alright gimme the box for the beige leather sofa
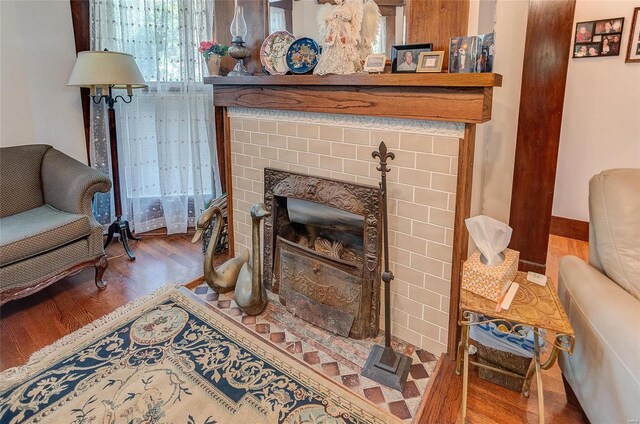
[0,145,112,304]
[558,168,640,423]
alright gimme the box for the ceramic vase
[207,54,222,77]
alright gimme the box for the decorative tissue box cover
[462,248,519,301]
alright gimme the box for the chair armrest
[41,148,112,216]
[558,256,640,379]
[558,256,640,422]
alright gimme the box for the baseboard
[550,216,589,241]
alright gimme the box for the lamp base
[227,59,252,77]
[104,216,140,260]
[361,344,412,392]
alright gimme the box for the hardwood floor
[0,233,589,424]
[0,234,219,371]
[421,234,590,423]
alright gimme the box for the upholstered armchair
[558,168,640,423]
[0,145,112,304]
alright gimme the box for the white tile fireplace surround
[229,107,463,355]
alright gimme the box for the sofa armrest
[558,255,640,423]
[41,148,112,216]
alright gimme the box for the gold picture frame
[416,51,444,73]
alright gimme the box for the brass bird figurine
[234,203,271,315]
[192,205,248,293]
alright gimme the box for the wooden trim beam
[69,0,91,164]
[508,0,576,273]
[550,216,589,241]
[212,86,493,123]
[448,123,475,359]
[214,106,235,257]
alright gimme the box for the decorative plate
[260,31,296,75]
[286,38,320,74]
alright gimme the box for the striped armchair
[0,145,112,304]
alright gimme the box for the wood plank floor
[0,234,589,424]
[0,234,217,371]
[421,234,590,423]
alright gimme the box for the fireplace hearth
[263,168,382,339]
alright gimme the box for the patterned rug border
[179,290,403,424]
[0,283,180,389]
[186,291,408,423]
[0,285,403,424]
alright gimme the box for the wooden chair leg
[94,255,108,289]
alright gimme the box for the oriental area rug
[0,286,402,424]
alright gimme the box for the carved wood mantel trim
[205,74,501,357]
[207,74,500,124]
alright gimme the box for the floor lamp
[68,51,147,260]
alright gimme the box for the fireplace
[263,168,382,339]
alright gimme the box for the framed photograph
[416,51,444,73]
[449,32,494,73]
[391,43,433,73]
[573,17,624,58]
[594,18,624,34]
[449,36,476,73]
[575,22,594,43]
[363,53,386,73]
[626,7,640,63]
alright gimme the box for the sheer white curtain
[90,0,221,234]
[269,6,286,32]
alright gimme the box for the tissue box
[462,248,519,301]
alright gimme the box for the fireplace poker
[361,141,412,392]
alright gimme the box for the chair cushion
[589,169,640,300]
[0,205,92,266]
[0,145,51,217]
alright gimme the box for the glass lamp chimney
[230,6,247,43]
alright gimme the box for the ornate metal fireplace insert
[263,168,382,339]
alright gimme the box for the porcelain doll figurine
[314,0,380,75]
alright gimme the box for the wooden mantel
[205,73,502,124]
[204,73,502,358]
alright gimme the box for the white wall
[553,0,640,222]
[469,0,529,224]
[0,0,87,163]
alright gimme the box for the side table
[456,272,575,423]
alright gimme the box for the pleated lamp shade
[68,51,147,90]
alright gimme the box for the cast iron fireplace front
[263,168,382,339]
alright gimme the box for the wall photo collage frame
[573,17,625,58]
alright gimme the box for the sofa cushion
[0,145,51,218]
[0,205,92,266]
[589,169,640,300]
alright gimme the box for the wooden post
[214,106,235,256]
[508,0,576,273]
[448,123,476,358]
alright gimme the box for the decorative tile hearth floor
[193,283,439,422]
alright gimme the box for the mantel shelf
[204,73,502,88]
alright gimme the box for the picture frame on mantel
[416,51,444,73]
[626,7,640,63]
[391,43,433,73]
